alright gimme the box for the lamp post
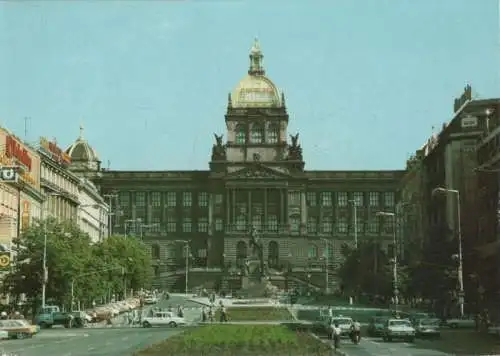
[41,192,61,309]
[174,240,190,295]
[71,265,125,311]
[376,211,398,310]
[432,187,465,318]
[320,238,329,293]
[348,200,358,248]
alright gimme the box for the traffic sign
[0,253,11,268]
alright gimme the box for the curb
[309,333,348,356]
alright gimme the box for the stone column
[226,190,230,225]
[263,188,268,230]
[208,193,213,236]
[248,190,252,227]
[301,191,307,234]
[232,189,236,225]
[280,189,286,226]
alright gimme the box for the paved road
[0,295,204,356]
[0,328,184,356]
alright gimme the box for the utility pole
[103,193,118,236]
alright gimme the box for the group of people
[0,311,24,320]
[201,301,227,323]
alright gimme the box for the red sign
[5,136,32,171]
[40,137,71,165]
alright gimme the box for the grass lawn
[214,306,293,321]
[417,329,500,355]
[134,324,332,356]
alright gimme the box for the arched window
[268,124,279,143]
[151,243,160,260]
[235,125,246,144]
[250,124,264,143]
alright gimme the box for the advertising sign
[39,137,71,165]
[21,200,30,231]
[0,131,39,188]
[0,166,17,182]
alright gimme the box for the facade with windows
[78,40,403,286]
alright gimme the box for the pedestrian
[201,307,207,322]
[208,306,214,323]
[220,304,227,323]
[177,305,184,318]
[328,306,333,318]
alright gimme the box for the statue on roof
[287,133,303,161]
[211,133,226,161]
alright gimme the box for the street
[0,295,202,356]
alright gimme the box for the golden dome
[231,39,282,108]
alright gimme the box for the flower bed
[134,325,331,356]
[215,306,293,321]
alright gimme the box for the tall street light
[174,240,190,295]
[432,187,465,318]
[348,200,358,248]
[320,238,329,294]
[375,211,398,310]
[41,192,61,309]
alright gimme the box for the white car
[331,316,354,337]
[445,317,475,328]
[142,311,186,328]
[144,296,158,305]
[382,318,415,342]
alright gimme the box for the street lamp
[375,211,398,310]
[174,240,190,295]
[348,200,358,248]
[320,238,330,294]
[41,192,61,309]
[432,187,465,318]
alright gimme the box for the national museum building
[84,40,403,286]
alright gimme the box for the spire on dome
[248,37,265,76]
[79,124,84,140]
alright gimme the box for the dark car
[415,318,441,339]
[368,316,387,337]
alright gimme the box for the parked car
[382,318,415,342]
[414,318,441,339]
[444,317,475,328]
[0,320,38,339]
[142,311,186,328]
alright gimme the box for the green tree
[4,218,92,312]
[90,235,153,299]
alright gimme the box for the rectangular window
[320,192,332,207]
[384,192,395,207]
[369,192,379,207]
[290,216,300,232]
[355,216,364,233]
[267,215,278,231]
[215,218,223,231]
[198,217,209,232]
[166,216,176,232]
[119,192,130,207]
[306,192,317,207]
[288,191,300,205]
[198,192,208,207]
[151,216,161,232]
[182,217,192,232]
[353,192,364,207]
[166,192,176,207]
[383,218,393,234]
[135,192,146,207]
[151,192,161,207]
[307,216,317,233]
[183,192,192,207]
[215,194,223,205]
[252,214,262,230]
[337,216,348,233]
[368,217,379,233]
[321,216,333,233]
[337,192,348,207]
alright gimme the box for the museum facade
[70,40,404,288]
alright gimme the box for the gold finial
[79,124,84,139]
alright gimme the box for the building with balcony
[475,99,500,310]
[68,40,404,288]
[38,137,80,221]
[0,127,43,251]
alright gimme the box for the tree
[90,235,153,298]
[338,241,408,299]
[4,217,92,312]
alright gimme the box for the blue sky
[0,0,498,171]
